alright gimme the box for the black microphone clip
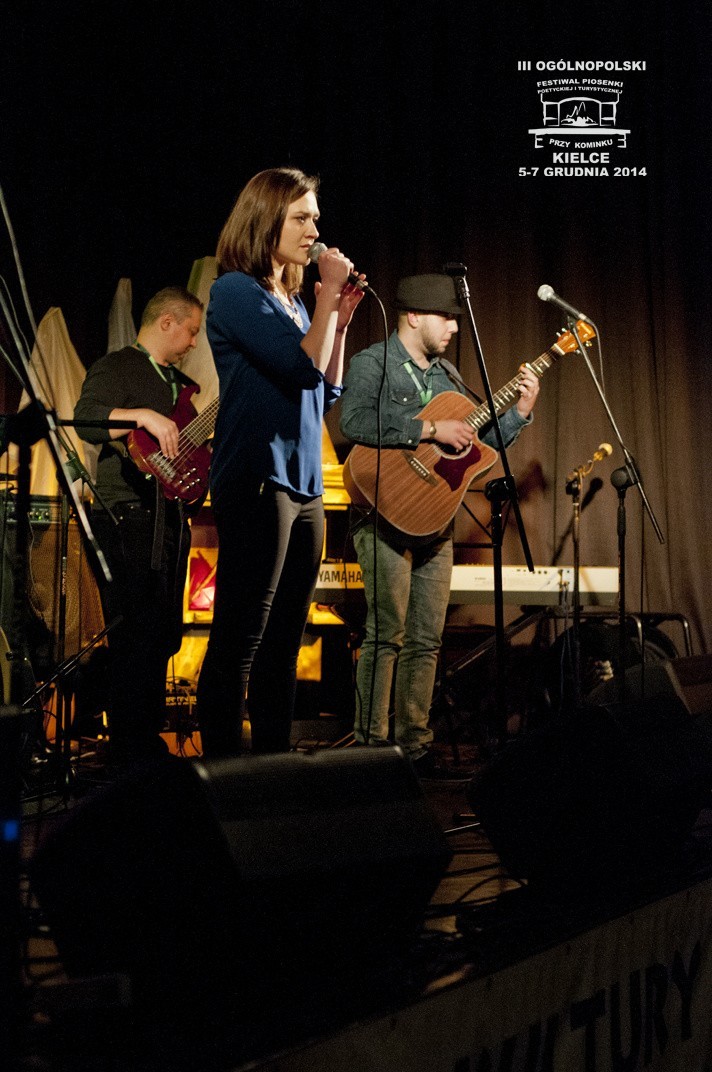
[441,262,468,278]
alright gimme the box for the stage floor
[16,743,712,1072]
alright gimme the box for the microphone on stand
[64,449,93,484]
[592,442,614,463]
[566,442,613,482]
[537,284,591,323]
[307,242,369,290]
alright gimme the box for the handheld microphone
[308,242,368,290]
[537,284,591,323]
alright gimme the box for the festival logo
[516,60,647,178]
[529,81,629,148]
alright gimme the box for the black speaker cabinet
[468,692,712,898]
[667,655,712,717]
[30,747,451,1020]
[0,495,105,671]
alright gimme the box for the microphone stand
[557,464,610,711]
[0,364,131,1069]
[611,463,635,703]
[450,268,534,748]
[46,426,118,798]
[552,478,603,566]
[0,183,132,1060]
[564,317,664,702]
[564,468,584,710]
[20,617,122,803]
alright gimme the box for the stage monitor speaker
[30,747,452,1021]
[666,655,712,717]
[468,690,712,898]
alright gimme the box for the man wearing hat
[339,273,540,777]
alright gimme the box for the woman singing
[196,167,365,756]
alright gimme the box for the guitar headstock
[555,320,596,354]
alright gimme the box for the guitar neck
[467,346,559,432]
[180,394,219,446]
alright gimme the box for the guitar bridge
[404,452,437,486]
[149,452,178,482]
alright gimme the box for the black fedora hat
[395,274,463,316]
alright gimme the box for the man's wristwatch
[429,421,437,439]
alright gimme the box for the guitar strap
[439,357,483,403]
[133,342,182,569]
[151,481,166,571]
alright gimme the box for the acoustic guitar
[342,321,595,537]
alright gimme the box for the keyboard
[313,563,619,606]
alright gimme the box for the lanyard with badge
[403,361,433,405]
[135,341,179,404]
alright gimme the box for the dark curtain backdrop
[1,0,710,651]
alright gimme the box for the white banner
[255,878,712,1072]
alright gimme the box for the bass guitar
[342,321,595,537]
[127,385,218,503]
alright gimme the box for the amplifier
[0,495,105,667]
[0,494,61,525]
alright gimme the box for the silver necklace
[273,287,304,329]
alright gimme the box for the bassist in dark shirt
[74,286,203,766]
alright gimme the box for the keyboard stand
[433,607,693,765]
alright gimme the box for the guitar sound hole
[439,443,470,458]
